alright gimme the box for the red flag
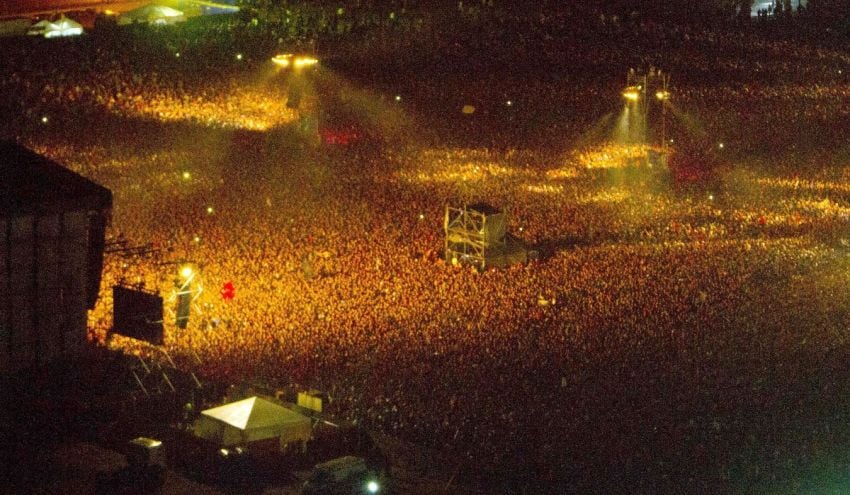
[221,281,235,301]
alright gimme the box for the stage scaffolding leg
[190,372,202,389]
[137,355,151,374]
[132,370,149,397]
[161,371,176,393]
[160,348,177,369]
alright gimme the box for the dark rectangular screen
[112,285,164,345]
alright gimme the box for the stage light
[506,100,513,106]
[708,194,714,201]
[236,53,243,61]
[655,90,670,100]
[41,116,48,124]
[206,206,214,214]
[293,56,318,68]
[718,142,724,149]
[418,213,425,220]
[395,95,401,102]
[366,480,380,493]
[622,86,640,101]
[180,265,194,279]
[271,54,292,67]
[193,235,201,243]
[272,54,317,69]
[182,171,191,180]
[175,52,180,58]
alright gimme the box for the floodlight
[622,86,641,101]
[293,56,318,68]
[272,54,292,67]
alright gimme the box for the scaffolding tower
[622,67,671,164]
[444,203,526,269]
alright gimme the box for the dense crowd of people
[4,4,850,492]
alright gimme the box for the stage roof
[0,141,112,217]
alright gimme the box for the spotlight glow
[622,86,641,101]
[272,54,318,69]
[271,54,291,67]
[293,56,318,68]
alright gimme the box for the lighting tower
[622,68,671,158]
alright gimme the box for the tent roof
[52,17,82,29]
[122,3,184,19]
[201,396,309,431]
[0,141,112,217]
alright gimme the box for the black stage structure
[0,141,112,371]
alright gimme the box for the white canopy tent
[26,17,83,38]
[118,4,186,26]
[194,396,312,449]
[26,19,52,36]
[46,17,83,38]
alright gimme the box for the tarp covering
[118,4,185,26]
[194,396,312,448]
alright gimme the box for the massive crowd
[5,4,850,492]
